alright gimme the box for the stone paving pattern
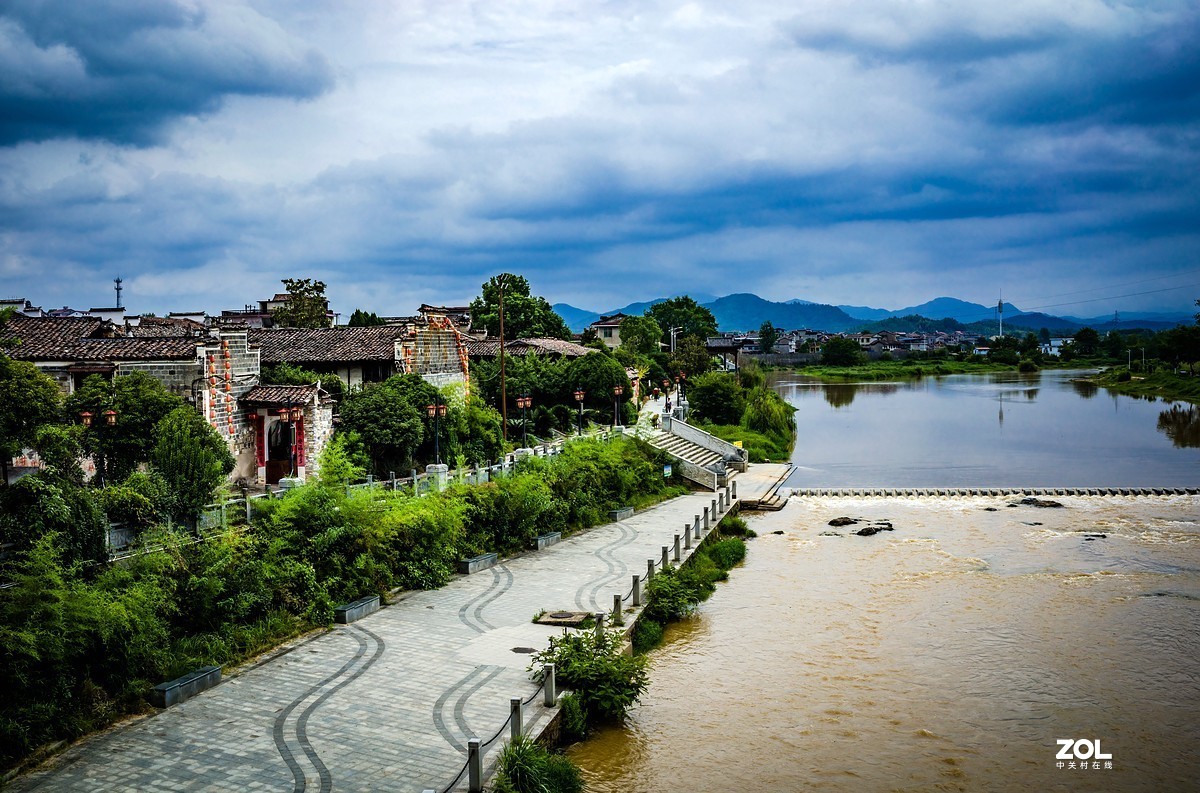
[11,484,742,793]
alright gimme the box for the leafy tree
[1159,325,1200,373]
[668,335,713,378]
[152,407,235,525]
[315,432,367,490]
[742,387,796,442]
[687,372,745,425]
[0,474,107,566]
[1018,332,1040,355]
[758,321,781,354]
[618,315,663,356]
[338,376,426,473]
[469,274,572,340]
[645,296,718,347]
[65,373,184,483]
[1073,327,1101,356]
[1039,327,1052,345]
[261,362,344,402]
[0,355,62,482]
[347,309,384,327]
[821,336,864,366]
[565,352,630,412]
[270,278,329,328]
[0,306,16,350]
[1103,330,1127,359]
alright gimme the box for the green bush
[716,514,755,537]
[706,538,747,570]
[558,691,589,741]
[543,753,584,793]
[493,736,584,793]
[631,616,664,654]
[687,372,745,425]
[532,628,648,723]
[643,565,702,624]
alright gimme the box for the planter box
[151,666,221,708]
[334,595,380,625]
[536,532,561,550]
[608,506,634,521]
[459,553,498,575]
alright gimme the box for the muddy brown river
[569,496,1200,792]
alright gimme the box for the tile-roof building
[250,317,470,391]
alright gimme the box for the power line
[953,282,1198,322]
[1005,265,1200,306]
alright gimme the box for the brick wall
[199,331,261,476]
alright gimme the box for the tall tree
[645,296,717,347]
[758,321,781,354]
[668,335,714,378]
[469,274,571,340]
[565,352,631,411]
[687,372,745,425]
[65,373,184,483]
[619,315,663,356]
[821,337,864,366]
[0,356,62,483]
[151,407,235,525]
[271,278,330,328]
[338,375,426,473]
[347,309,384,327]
[1073,327,1101,356]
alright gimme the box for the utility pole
[997,291,1003,339]
[497,274,508,441]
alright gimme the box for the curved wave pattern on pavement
[432,665,505,752]
[457,564,513,634]
[273,624,386,793]
[574,521,636,613]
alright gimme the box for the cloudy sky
[2,0,1198,318]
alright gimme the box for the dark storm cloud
[0,0,334,146]
[786,4,1200,129]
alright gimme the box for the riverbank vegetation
[0,434,682,770]
[631,514,749,656]
[685,363,796,462]
[1089,369,1200,404]
[797,358,1018,382]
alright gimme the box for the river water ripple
[569,496,1200,792]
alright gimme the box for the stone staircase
[646,430,726,469]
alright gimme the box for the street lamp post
[80,408,118,486]
[574,388,585,436]
[517,394,532,448]
[612,385,624,427]
[425,398,447,466]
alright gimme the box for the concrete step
[646,432,726,472]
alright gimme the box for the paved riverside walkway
[11,489,735,793]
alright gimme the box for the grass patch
[1090,369,1200,404]
[700,424,791,463]
[493,735,584,793]
[797,359,1015,382]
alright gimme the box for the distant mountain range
[552,294,1193,335]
